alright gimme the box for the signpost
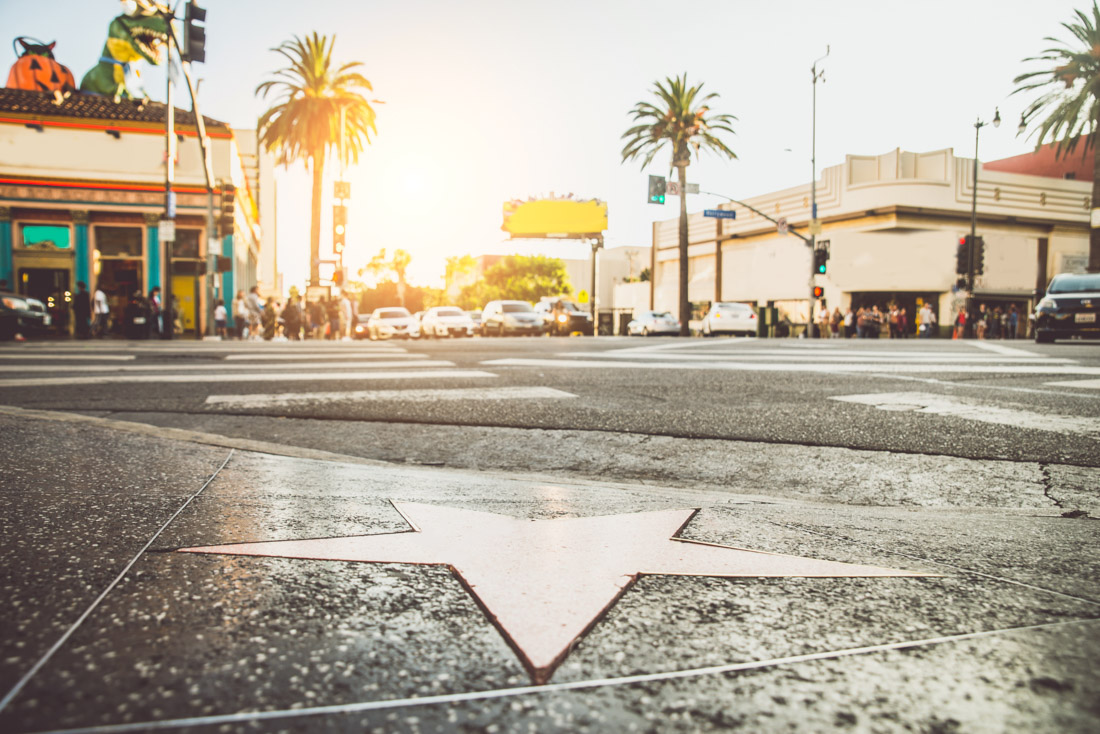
[703,209,736,220]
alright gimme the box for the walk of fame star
[178,502,930,683]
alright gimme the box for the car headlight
[1037,298,1057,311]
[355,324,365,332]
[557,314,569,323]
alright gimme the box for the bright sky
[1,0,1086,289]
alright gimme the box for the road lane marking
[831,391,1100,437]
[1043,378,1100,390]
[566,351,1073,364]
[0,369,497,388]
[223,351,415,360]
[483,358,1100,376]
[0,353,136,361]
[968,341,1040,357]
[0,360,447,373]
[205,386,573,409]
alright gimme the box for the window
[95,227,143,257]
[20,224,71,249]
[174,229,202,259]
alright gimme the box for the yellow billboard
[502,198,608,238]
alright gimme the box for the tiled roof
[0,87,230,131]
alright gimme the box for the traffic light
[973,235,985,276]
[813,286,824,298]
[956,236,971,275]
[333,268,344,286]
[333,204,347,254]
[814,248,829,274]
[218,185,235,237]
[182,2,207,64]
[647,175,666,205]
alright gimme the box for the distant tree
[362,248,413,307]
[621,74,737,334]
[1015,2,1100,272]
[256,33,379,286]
[444,254,477,291]
[457,255,571,310]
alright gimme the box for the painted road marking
[0,360,447,373]
[483,357,1100,376]
[1043,378,1100,390]
[968,341,1040,357]
[831,392,1100,437]
[566,351,1072,363]
[223,351,413,361]
[0,353,136,361]
[0,370,497,388]
[205,385,575,409]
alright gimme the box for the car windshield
[378,309,411,319]
[559,302,581,312]
[502,303,533,313]
[435,308,464,317]
[653,312,673,319]
[1049,274,1100,294]
[717,303,750,312]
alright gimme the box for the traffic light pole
[161,24,176,340]
[809,48,827,338]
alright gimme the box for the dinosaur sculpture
[79,1,171,102]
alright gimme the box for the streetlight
[966,108,1000,334]
[808,46,829,337]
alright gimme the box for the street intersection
[0,336,1098,732]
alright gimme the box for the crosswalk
[485,338,1100,382]
[0,342,577,407]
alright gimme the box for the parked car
[481,300,543,336]
[365,307,420,340]
[627,310,679,336]
[467,310,483,335]
[534,298,594,336]
[0,291,51,340]
[421,306,476,338]
[1034,273,1100,343]
[701,302,758,337]
[410,311,426,339]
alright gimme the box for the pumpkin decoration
[6,37,77,94]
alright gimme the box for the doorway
[18,266,72,333]
[97,259,143,335]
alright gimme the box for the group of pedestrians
[71,282,173,339]
[962,303,1023,340]
[813,303,929,339]
[223,287,357,341]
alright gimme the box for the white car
[701,302,758,337]
[367,307,420,340]
[421,306,475,338]
[627,310,680,336]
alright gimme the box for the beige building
[651,147,1090,333]
[0,88,268,335]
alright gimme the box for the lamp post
[966,108,1000,334]
[808,46,828,337]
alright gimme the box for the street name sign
[704,209,736,219]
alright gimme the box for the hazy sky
[1,0,1085,288]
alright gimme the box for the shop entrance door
[97,259,142,335]
[19,267,71,333]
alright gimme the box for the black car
[535,298,594,336]
[0,291,51,340]
[1034,273,1100,343]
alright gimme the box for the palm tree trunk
[1092,139,1100,273]
[677,163,690,336]
[310,156,324,287]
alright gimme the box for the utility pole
[967,108,1000,335]
[808,46,828,338]
[590,235,603,335]
[161,22,176,340]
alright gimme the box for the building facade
[0,88,265,336]
[651,147,1091,333]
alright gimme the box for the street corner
[2,446,1098,732]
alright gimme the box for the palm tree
[1014,2,1100,272]
[621,74,737,335]
[256,33,379,286]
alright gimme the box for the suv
[481,300,543,336]
[0,291,51,340]
[534,298,594,336]
[1034,273,1100,343]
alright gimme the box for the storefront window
[173,229,201,259]
[20,224,71,249]
[95,227,143,257]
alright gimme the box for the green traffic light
[817,264,826,274]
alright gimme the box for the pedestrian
[93,285,110,337]
[898,307,909,338]
[261,296,277,340]
[281,296,301,340]
[888,306,900,339]
[214,299,228,338]
[918,302,937,338]
[340,292,354,340]
[246,286,264,340]
[870,305,884,338]
[954,309,966,340]
[975,304,988,340]
[233,290,248,339]
[843,308,854,338]
[326,297,340,340]
[73,281,91,339]
[1009,304,1020,339]
[146,287,162,338]
[830,307,842,338]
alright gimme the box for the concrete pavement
[1,409,1098,732]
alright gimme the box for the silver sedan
[627,310,680,336]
